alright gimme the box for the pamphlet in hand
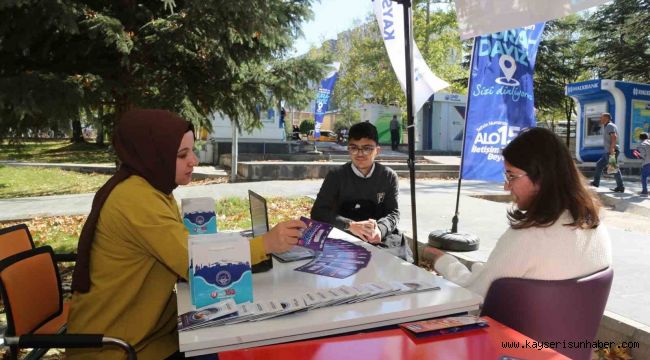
[298,217,333,251]
[399,315,489,338]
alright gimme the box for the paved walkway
[1,162,650,328]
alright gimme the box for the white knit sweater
[434,211,612,298]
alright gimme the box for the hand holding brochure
[298,217,332,251]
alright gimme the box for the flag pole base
[428,229,480,252]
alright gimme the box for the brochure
[182,197,218,235]
[190,233,253,308]
[177,299,238,332]
[400,315,489,338]
[297,217,333,251]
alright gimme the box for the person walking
[389,115,400,151]
[633,132,650,196]
[591,112,625,192]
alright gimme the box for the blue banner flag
[314,63,340,138]
[461,23,546,181]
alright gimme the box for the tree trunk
[96,105,105,145]
[71,119,84,143]
[424,0,430,55]
[563,98,573,147]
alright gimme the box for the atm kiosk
[566,79,650,163]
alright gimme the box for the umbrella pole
[396,0,418,263]
[452,39,476,233]
[427,39,480,253]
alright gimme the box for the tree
[331,18,404,112]
[330,6,467,121]
[413,4,467,93]
[534,15,592,145]
[585,0,650,83]
[299,119,314,135]
[0,0,328,141]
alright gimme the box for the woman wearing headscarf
[67,109,305,359]
[426,127,612,298]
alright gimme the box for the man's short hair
[349,122,378,144]
[602,112,612,120]
[641,132,649,141]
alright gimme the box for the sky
[292,0,374,56]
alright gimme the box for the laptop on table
[248,190,314,264]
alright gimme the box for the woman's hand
[262,219,307,254]
[424,247,447,266]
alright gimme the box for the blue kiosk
[566,79,650,163]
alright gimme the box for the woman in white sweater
[427,127,612,298]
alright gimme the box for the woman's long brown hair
[503,127,600,230]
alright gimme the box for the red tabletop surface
[219,317,569,360]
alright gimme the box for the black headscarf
[72,109,194,293]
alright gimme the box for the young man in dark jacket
[311,122,412,262]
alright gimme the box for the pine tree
[0,0,328,141]
[585,0,650,82]
[534,15,591,145]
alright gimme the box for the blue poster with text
[313,63,339,138]
[461,23,545,181]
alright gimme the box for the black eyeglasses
[503,171,528,184]
[348,145,376,155]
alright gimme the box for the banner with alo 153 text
[313,62,340,139]
[373,0,449,112]
[461,23,545,182]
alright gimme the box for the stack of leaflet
[182,197,218,235]
[178,299,239,331]
[182,197,253,309]
[295,236,371,279]
[177,280,440,331]
[189,233,253,308]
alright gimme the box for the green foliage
[332,18,404,111]
[413,5,468,94]
[335,110,359,129]
[331,5,466,120]
[0,1,329,137]
[535,15,591,127]
[299,119,314,134]
[585,0,650,83]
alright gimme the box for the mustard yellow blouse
[67,175,267,359]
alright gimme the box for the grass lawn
[0,139,114,163]
[0,195,315,258]
[0,165,111,199]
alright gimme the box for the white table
[177,229,482,356]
